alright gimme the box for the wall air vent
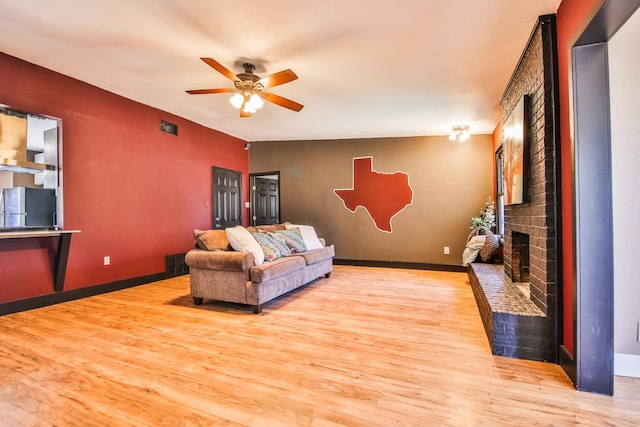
[160,120,178,136]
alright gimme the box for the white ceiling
[0,0,561,142]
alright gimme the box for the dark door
[255,177,279,225]
[213,167,242,229]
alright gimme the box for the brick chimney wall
[500,15,559,362]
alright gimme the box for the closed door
[255,177,279,225]
[213,167,242,229]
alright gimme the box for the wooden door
[213,167,242,229]
[255,177,280,225]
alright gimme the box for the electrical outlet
[444,246,450,255]
[104,256,111,266]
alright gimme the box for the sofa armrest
[185,249,254,272]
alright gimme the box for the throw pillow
[285,224,324,250]
[266,232,292,257]
[225,226,265,266]
[194,229,231,251]
[272,229,307,253]
[466,235,486,247]
[252,232,285,262]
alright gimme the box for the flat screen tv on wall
[503,95,530,205]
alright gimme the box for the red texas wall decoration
[334,156,414,233]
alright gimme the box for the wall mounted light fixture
[449,125,470,142]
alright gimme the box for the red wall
[0,52,249,302]
[556,0,600,355]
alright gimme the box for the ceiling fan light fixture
[187,58,303,117]
[230,93,244,108]
[249,93,264,109]
[231,92,263,113]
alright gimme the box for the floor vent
[166,253,188,277]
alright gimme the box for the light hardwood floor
[0,265,639,426]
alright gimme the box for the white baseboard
[615,353,640,378]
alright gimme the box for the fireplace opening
[511,231,530,283]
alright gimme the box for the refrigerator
[1,187,56,229]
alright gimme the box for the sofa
[185,223,334,313]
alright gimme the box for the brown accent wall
[249,135,493,266]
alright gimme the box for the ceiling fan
[186,58,303,117]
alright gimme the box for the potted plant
[470,198,496,231]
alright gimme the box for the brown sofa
[185,224,334,313]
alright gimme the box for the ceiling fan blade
[186,88,235,95]
[240,109,252,118]
[257,69,298,88]
[200,57,239,81]
[262,92,304,112]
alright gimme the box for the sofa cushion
[285,224,324,250]
[250,256,306,284]
[225,226,265,266]
[194,229,231,251]
[185,249,254,272]
[271,229,307,253]
[291,245,335,265]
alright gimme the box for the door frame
[567,0,640,395]
[249,171,280,226]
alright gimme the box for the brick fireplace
[469,15,560,363]
[500,14,560,362]
[510,231,530,284]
